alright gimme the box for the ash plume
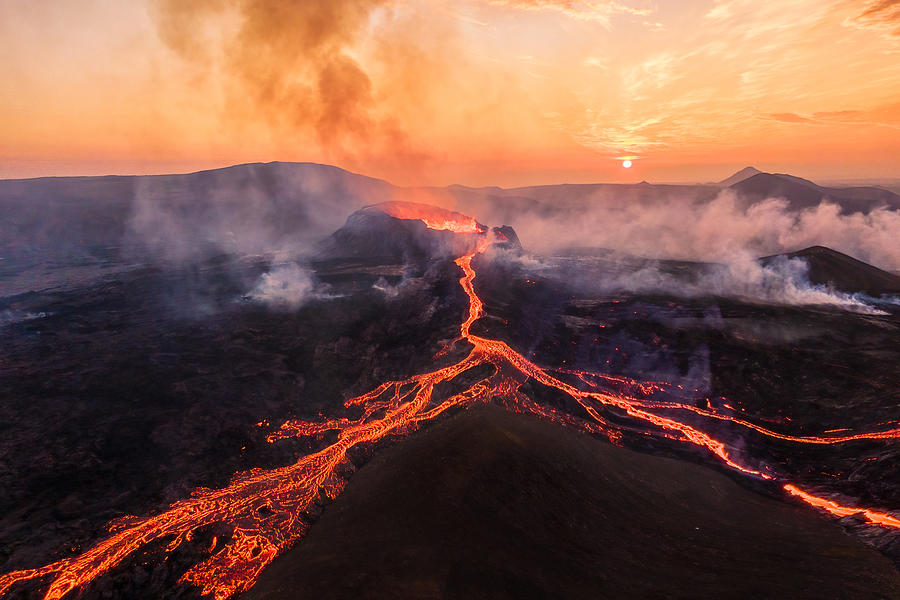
[150,0,440,171]
[153,0,382,145]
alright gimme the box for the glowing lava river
[2,212,900,599]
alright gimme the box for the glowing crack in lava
[2,207,900,599]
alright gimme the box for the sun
[622,159,632,168]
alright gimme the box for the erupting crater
[373,201,487,234]
[2,203,899,600]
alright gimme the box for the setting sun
[622,160,633,168]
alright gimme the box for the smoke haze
[5,162,898,312]
[463,190,900,271]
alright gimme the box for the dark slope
[731,173,900,213]
[761,246,900,296]
[243,405,900,600]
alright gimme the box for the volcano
[2,165,900,600]
[315,202,491,264]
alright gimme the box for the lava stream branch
[3,227,900,600]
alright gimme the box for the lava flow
[375,201,487,234]
[2,209,899,600]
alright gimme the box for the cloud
[762,102,900,129]
[814,102,900,129]
[582,56,610,69]
[845,0,900,38]
[482,0,653,23]
[812,109,863,120]
[765,112,819,124]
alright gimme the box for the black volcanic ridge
[762,246,900,296]
[243,405,900,600]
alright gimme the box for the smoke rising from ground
[466,188,900,312]
[513,250,890,314]
[249,262,315,309]
[125,163,392,309]
[472,190,900,272]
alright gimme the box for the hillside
[244,405,900,600]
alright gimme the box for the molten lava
[373,201,487,234]
[785,485,900,529]
[2,211,899,599]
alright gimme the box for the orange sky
[2,0,899,186]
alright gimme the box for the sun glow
[617,156,636,169]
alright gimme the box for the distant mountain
[761,246,900,296]
[719,166,762,186]
[0,162,398,268]
[451,169,900,221]
[730,173,900,213]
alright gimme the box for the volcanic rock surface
[244,405,900,600]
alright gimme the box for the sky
[2,0,900,186]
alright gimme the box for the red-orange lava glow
[374,201,487,234]
[2,218,898,599]
[784,485,900,529]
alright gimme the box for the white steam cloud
[522,251,890,314]
[248,263,315,309]
[476,191,900,272]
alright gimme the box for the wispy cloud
[583,56,609,69]
[762,102,900,129]
[765,112,819,124]
[844,0,900,40]
[483,0,653,24]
